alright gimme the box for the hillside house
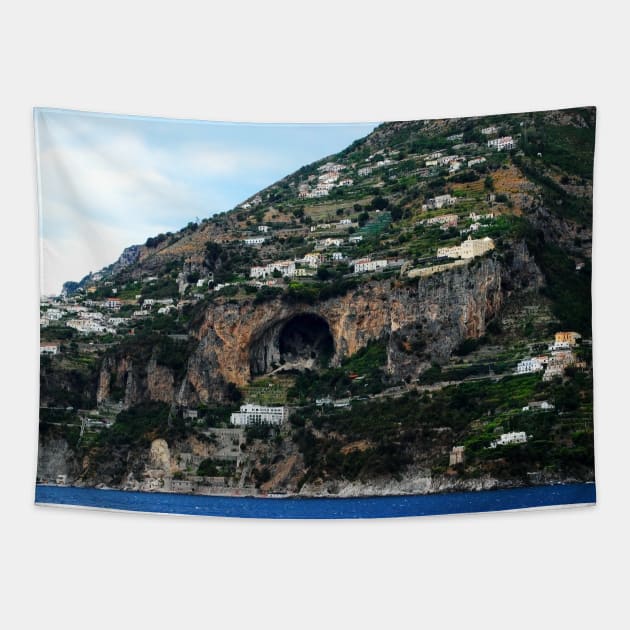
[317,237,344,250]
[230,404,287,426]
[516,357,547,374]
[243,237,266,246]
[182,409,198,420]
[490,432,528,448]
[522,401,555,412]
[468,157,486,167]
[353,258,388,274]
[357,166,373,177]
[318,162,344,173]
[348,235,363,244]
[104,298,122,310]
[424,151,443,161]
[426,194,457,210]
[553,331,581,347]
[294,268,315,277]
[306,187,330,198]
[424,214,458,227]
[437,236,495,260]
[299,252,322,267]
[250,260,296,279]
[487,136,515,151]
[331,252,345,261]
[481,126,498,135]
[257,225,269,233]
[40,342,59,355]
[437,155,459,166]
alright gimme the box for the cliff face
[183,242,541,401]
[93,242,541,409]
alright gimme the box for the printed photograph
[34,107,596,518]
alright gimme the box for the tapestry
[34,107,596,518]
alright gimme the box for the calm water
[35,483,596,519]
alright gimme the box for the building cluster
[437,236,495,260]
[515,332,583,381]
[230,404,288,426]
[298,162,353,199]
[239,195,262,210]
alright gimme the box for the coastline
[34,482,597,519]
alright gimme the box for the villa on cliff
[437,236,495,260]
[230,404,288,426]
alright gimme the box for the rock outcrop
[184,243,541,401]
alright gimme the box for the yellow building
[554,331,581,346]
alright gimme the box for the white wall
[0,1,628,629]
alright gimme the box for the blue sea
[35,483,595,519]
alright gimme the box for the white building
[104,298,122,310]
[331,252,345,261]
[426,194,457,210]
[299,252,322,268]
[230,404,288,426]
[257,225,269,233]
[243,237,267,246]
[437,236,495,260]
[348,235,363,244]
[357,166,373,177]
[40,343,59,355]
[294,267,315,277]
[338,218,352,225]
[250,260,296,279]
[480,126,498,135]
[522,401,555,412]
[45,308,63,321]
[468,157,486,167]
[353,258,388,274]
[516,357,546,374]
[317,237,344,250]
[490,432,528,448]
[487,136,515,151]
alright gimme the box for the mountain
[39,107,595,497]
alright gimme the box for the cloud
[35,109,376,294]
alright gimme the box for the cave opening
[249,313,335,376]
[278,314,334,371]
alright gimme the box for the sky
[34,109,377,295]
